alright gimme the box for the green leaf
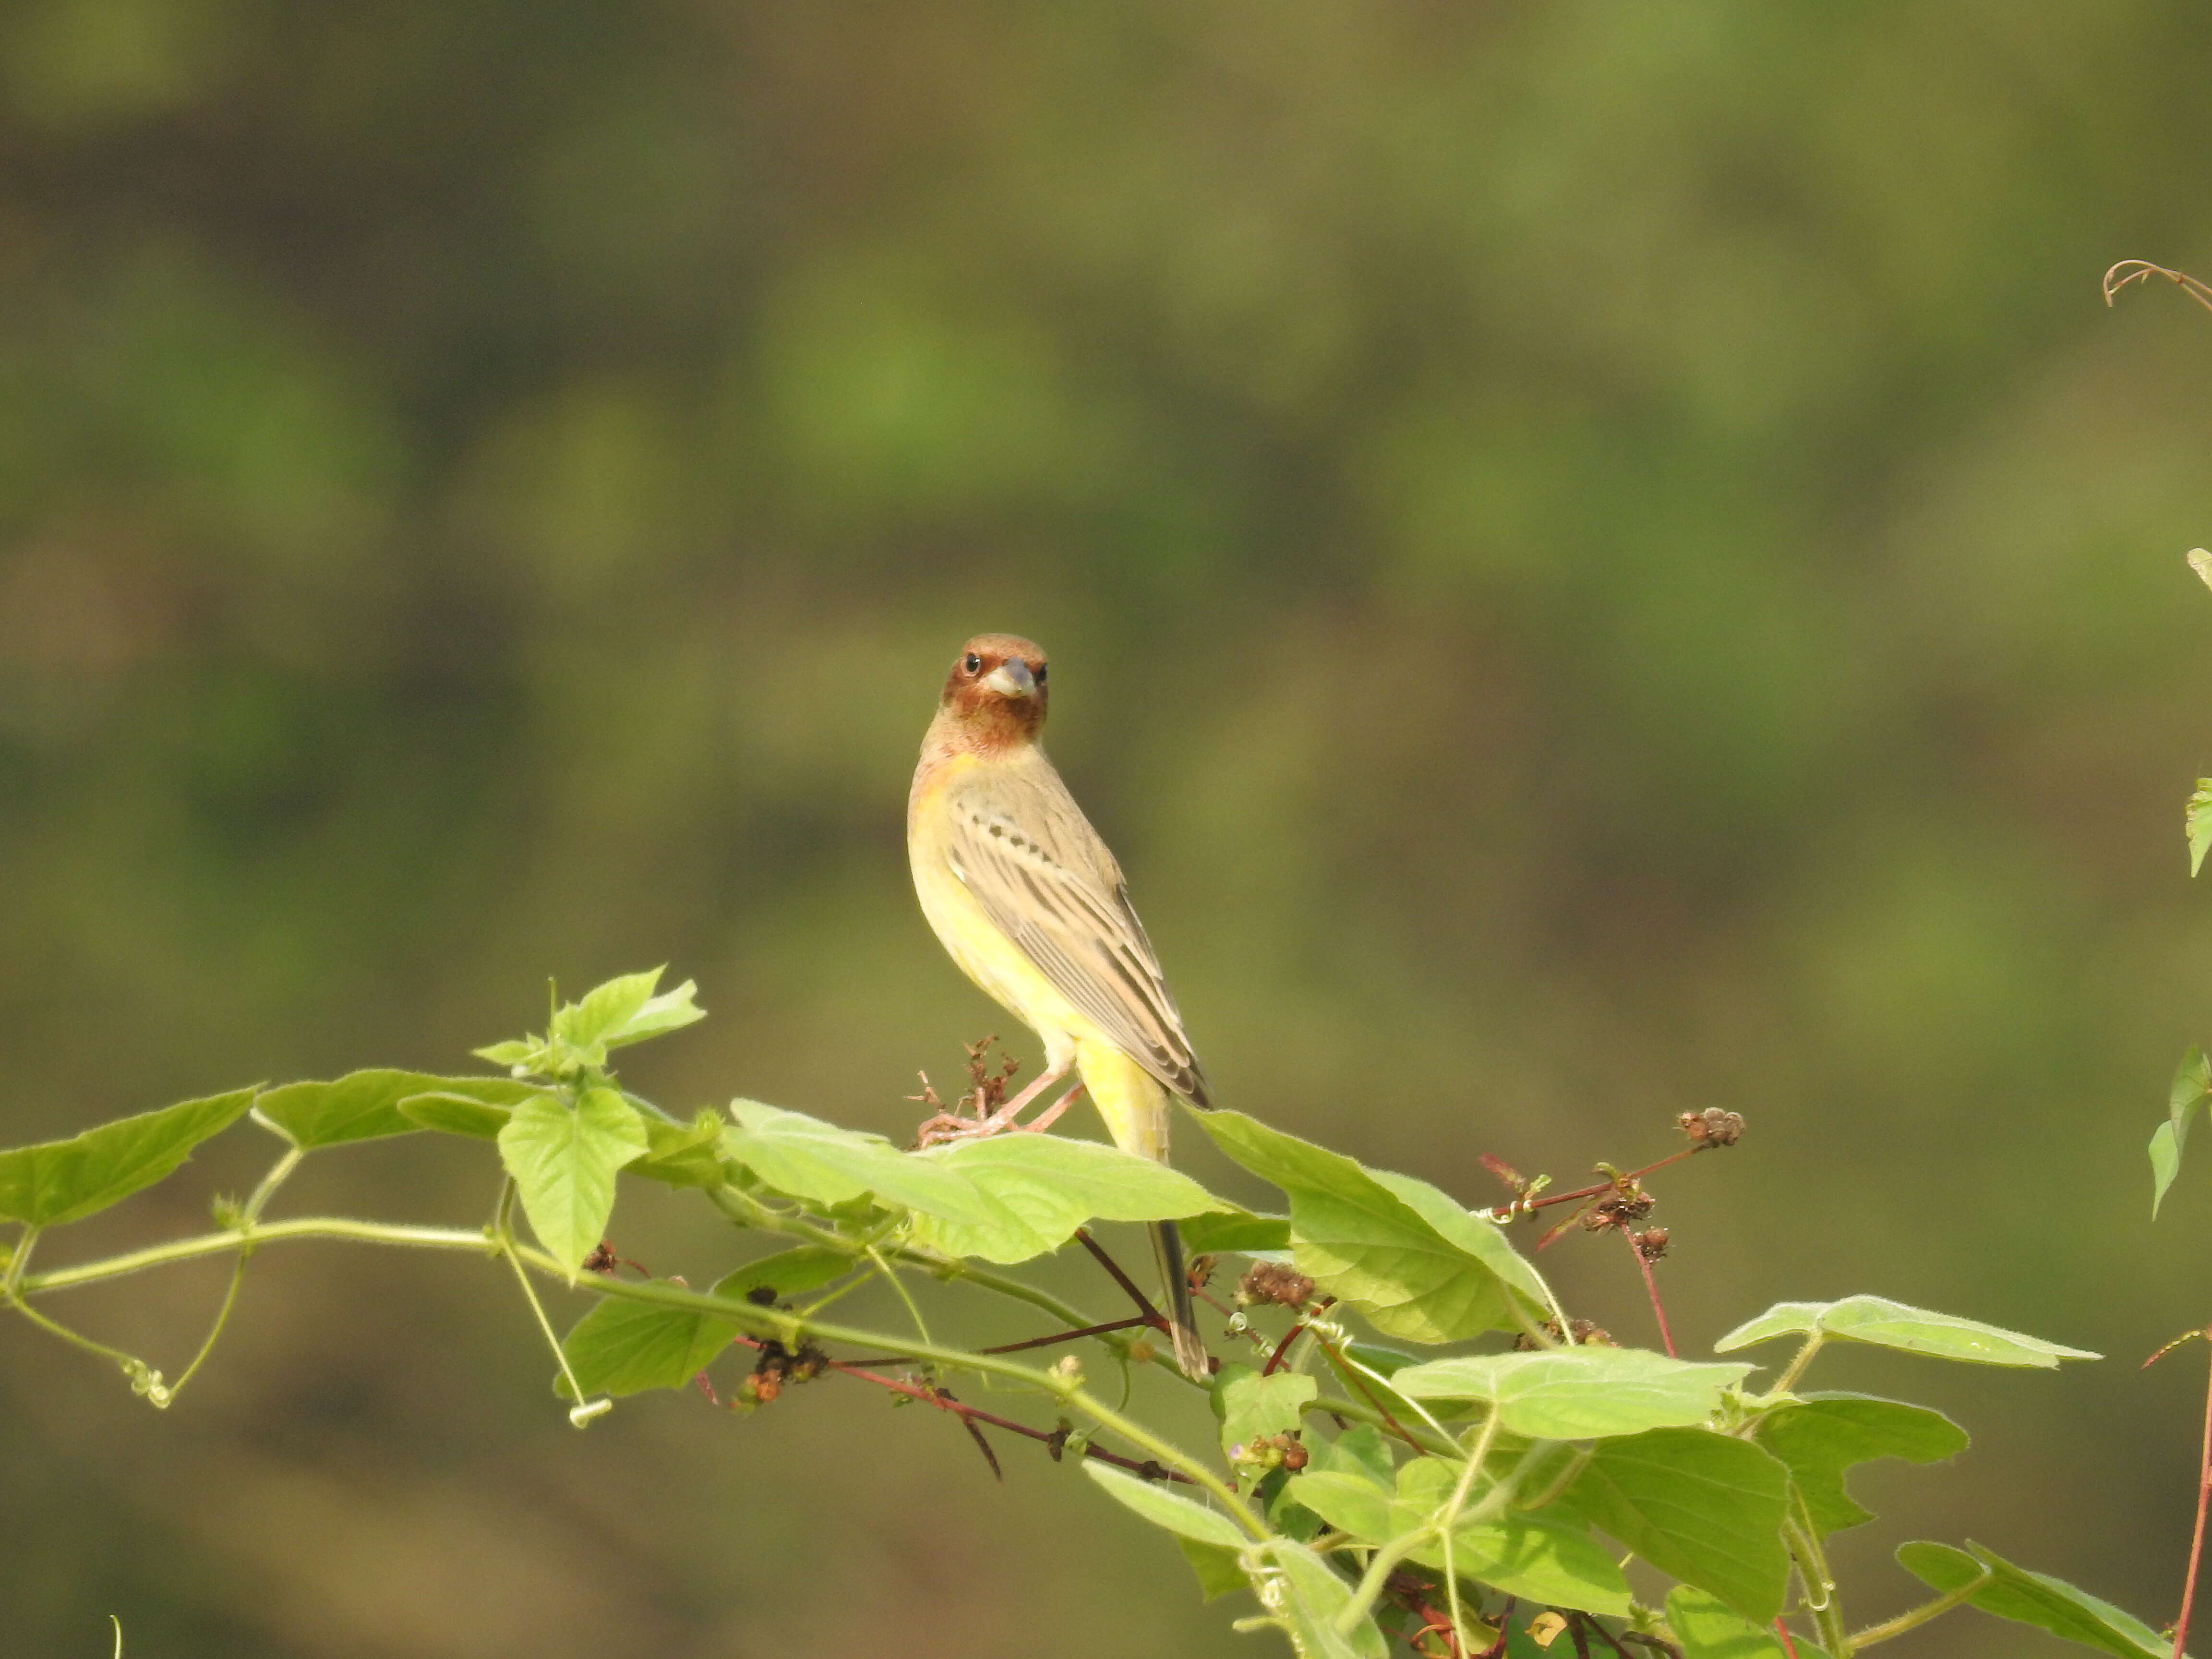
[1714,1296,2099,1368]
[601,979,706,1051]
[1369,1456,1631,1616]
[1559,1428,1792,1623]
[1897,1540,2172,1659]
[1392,1347,1754,1440]
[498,1087,649,1271]
[1180,1209,1292,1253]
[1175,1535,1248,1602]
[2156,1046,2212,1218]
[551,967,706,1061]
[1084,1461,1249,1548]
[554,969,661,1050]
[397,1078,548,1140]
[0,1088,257,1228]
[1308,1423,1396,1490]
[1194,1109,1547,1345]
[909,1132,1223,1263]
[1414,1515,1632,1618]
[1754,1394,1966,1535]
[254,1070,453,1149]
[1286,1470,1398,1542]
[557,1295,737,1398]
[710,1247,855,1304]
[1219,1364,1320,1457]
[1665,1587,1830,1659]
[722,1101,1003,1227]
[627,1109,729,1189]
[1268,1540,1389,1659]
[2189,781,2212,877]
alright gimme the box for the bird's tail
[1151,1220,1210,1381]
[1079,1039,1211,1379]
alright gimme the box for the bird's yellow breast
[909,752,1104,1067]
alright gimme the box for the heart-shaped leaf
[499,1087,649,1271]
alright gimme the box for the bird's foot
[1011,1082,1086,1135]
[914,1081,1085,1147]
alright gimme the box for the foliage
[0,969,2140,1658]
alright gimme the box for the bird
[907,633,1212,1379]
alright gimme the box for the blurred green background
[4,2,2212,1654]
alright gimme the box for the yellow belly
[909,791,1170,1161]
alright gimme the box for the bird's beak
[982,659,1038,698]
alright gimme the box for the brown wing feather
[943,762,1210,1106]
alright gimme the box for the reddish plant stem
[1485,1145,1705,1223]
[1261,1298,1334,1376]
[980,1314,1156,1355]
[1771,1619,1800,1659]
[1311,1331,1424,1452]
[1074,1227,1167,1327]
[1623,1226,1677,1358]
[728,1335,1192,1483]
[2175,1336,2212,1659]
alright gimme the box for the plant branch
[21,1217,500,1295]
[1073,1227,1166,1327]
[2105,261,2212,316]
[1484,1146,1707,1223]
[979,1315,1156,1355]
[1782,1508,1849,1656]
[808,1346,1193,1483]
[1846,1569,1993,1648]
[1622,1226,1676,1358]
[1762,1334,1825,1400]
[2175,1338,2212,1659]
[1306,1392,1460,1458]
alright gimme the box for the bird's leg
[972,1055,1074,1131]
[1013,1081,1087,1135]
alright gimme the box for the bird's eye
[962,653,983,674]
[1033,663,1047,684]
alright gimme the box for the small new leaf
[2155,1046,2212,1219]
[2190,782,2212,877]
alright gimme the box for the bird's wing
[941,764,1209,1105]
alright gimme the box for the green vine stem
[1783,1507,1850,1656]
[13,1209,1258,1525]
[1845,1569,1993,1648]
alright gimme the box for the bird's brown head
[938,633,1049,751]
